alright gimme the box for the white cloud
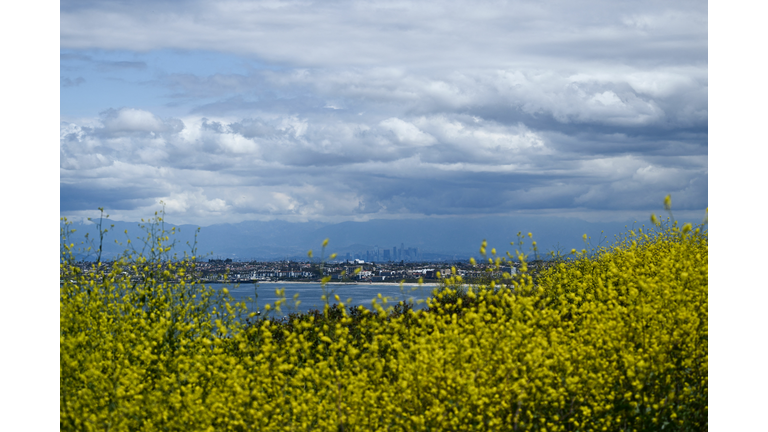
[413,117,548,156]
[163,189,231,215]
[102,108,166,133]
[278,116,308,138]
[591,91,623,107]
[379,118,436,146]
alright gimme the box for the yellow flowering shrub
[61,212,707,431]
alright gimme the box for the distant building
[500,266,517,275]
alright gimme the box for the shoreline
[207,280,441,287]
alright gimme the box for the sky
[60,0,708,226]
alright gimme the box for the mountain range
[62,215,648,262]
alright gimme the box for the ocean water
[209,282,438,316]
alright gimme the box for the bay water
[210,282,439,317]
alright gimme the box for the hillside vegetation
[60,207,707,431]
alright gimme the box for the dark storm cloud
[60,183,165,211]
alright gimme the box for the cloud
[96,60,147,71]
[61,0,706,70]
[379,118,436,147]
[100,108,174,134]
[170,66,705,135]
[60,107,707,225]
[61,76,86,87]
[60,52,92,62]
[59,0,707,225]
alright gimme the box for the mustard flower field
[60,210,707,431]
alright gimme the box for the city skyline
[61,212,665,263]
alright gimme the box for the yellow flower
[60,206,708,431]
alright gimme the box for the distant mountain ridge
[62,215,641,262]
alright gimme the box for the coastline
[208,280,441,287]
